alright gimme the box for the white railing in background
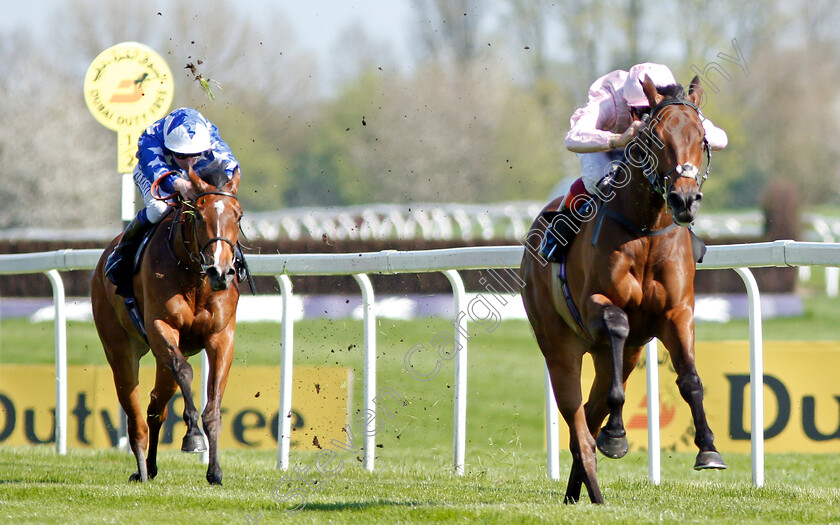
[3,240,840,487]
[3,206,838,246]
[239,203,840,244]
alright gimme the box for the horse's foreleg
[661,306,726,470]
[171,356,207,453]
[145,360,179,479]
[590,304,630,459]
[151,323,206,453]
[201,340,234,486]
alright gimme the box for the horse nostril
[667,193,683,210]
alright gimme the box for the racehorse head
[185,166,242,291]
[634,75,708,225]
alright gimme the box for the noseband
[629,99,712,201]
[179,190,240,275]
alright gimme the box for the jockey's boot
[105,209,152,297]
[539,179,593,263]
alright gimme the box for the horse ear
[687,74,704,106]
[641,75,665,107]
[225,168,240,194]
[187,167,210,193]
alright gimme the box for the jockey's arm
[564,97,642,153]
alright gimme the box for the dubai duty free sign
[84,42,174,172]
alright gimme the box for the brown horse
[91,165,242,485]
[520,75,725,504]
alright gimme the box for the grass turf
[1,288,840,522]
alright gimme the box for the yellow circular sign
[84,42,174,132]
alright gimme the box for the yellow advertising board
[553,341,840,453]
[0,365,350,451]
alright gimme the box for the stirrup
[124,297,148,344]
[539,230,562,262]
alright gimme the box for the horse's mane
[656,83,685,101]
[195,158,230,189]
[632,83,686,119]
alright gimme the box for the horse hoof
[181,434,207,453]
[596,430,629,459]
[207,474,223,486]
[694,451,727,470]
[129,472,146,482]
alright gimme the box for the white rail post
[544,364,560,480]
[443,270,468,476]
[118,409,129,452]
[645,338,661,485]
[827,267,839,298]
[734,267,764,487]
[276,274,294,470]
[44,270,67,455]
[353,273,376,472]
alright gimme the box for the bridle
[153,175,240,275]
[182,190,241,275]
[590,97,714,244]
[627,98,712,201]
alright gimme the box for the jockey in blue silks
[105,107,243,296]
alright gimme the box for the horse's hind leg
[562,405,602,504]
[145,359,179,479]
[539,335,603,504]
[103,349,149,482]
[93,267,150,482]
[661,306,726,470]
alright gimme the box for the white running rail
[4,240,840,487]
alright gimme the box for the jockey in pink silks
[538,63,728,262]
[562,62,727,214]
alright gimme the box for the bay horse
[91,164,242,485]
[520,75,725,504]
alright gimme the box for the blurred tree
[0,31,117,230]
[51,0,320,213]
[411,0,495,67]
[2,0,840,227]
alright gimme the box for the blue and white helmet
[162,108,212,154]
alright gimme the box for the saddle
[120,223,162,345]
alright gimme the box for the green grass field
[2,288,840,523]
